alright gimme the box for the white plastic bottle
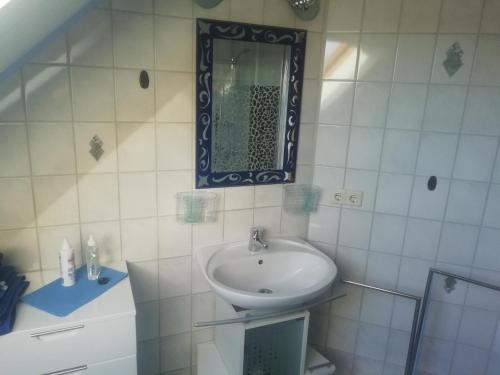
[59,238,76,287]
[86,235,100,280]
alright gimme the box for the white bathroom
[0,0,500,374]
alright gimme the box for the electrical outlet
[332,190,345,204]
[346,191,363,207]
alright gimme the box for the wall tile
[471,35,500,87]
[326,0,363,32]
[381,129,420,174]
[159,215,191,259]
[38,224,82,269]
[344,169,378,211]
[192,292,215,330]
[157,124,193,171]
[136,300,159,341]
[462,86,500,136]
[157,171,193,216]
[446,180,489,225]
[192,212,223,248]
[254,207,281,238]
[309,205,340,244]
[387,83,427,130]
[437,223,479,266]
[319,81,354,125]
[122,217,158,262]
[362,0,402,33]
[416,132,458,178]
[155,16,193,72]
[156,71,193,122]
[224,186,254,210]
[397,257,433,295]
[423,85,467,133]
[355,322,389,361]
[484,184,500,228]
[71,67,115,121]
[439,0,484,33]
[394,34,435,83]
[409,176,450,220]
[193,0,229,19]
[369,213,406,255]
[347,127,384,170]
[424,301,462,341]
[33,175,79,226]
[360,290,393,326]
[29,34,67,65]
[451,344,489,375]
[263,0,296,28]
[365,252,401,289]
[80,220,121,263]
[323,33,359,80]
[137,339,160,375]
[386,329,411,367]
[254,185,283,208]
[160,332,191,372]
[357,34,397,82]
[78,173,119,222]
[458,307,497,349]
[0,124,30,177]
[0,72,24,122]
[160,295,191,337]
[298,123,316,165]
[453,135,498,182]
[301,79,319,123]
[494,152,500,184]
[417,337,454,374]
[223,209,253,242]
[113,12,154,68]
[28,123,76,175]
[481,0,500,33]
[375,173,413,215]
[119,172,156,218]
[115,69,155,122]
[155,0,193,17]
[128,260,159,303]
[159,256,191,299]
[74,122,117,174]
[474,228,500,271]
[295,1,325,32]
[313,166,344,206]
[403,218,441,260]
[117,123,156,171]
[229,0,264,24]
[352,82,390,127]
[0,228,39,272]
[339,209,372,249]
[336,246,367,281]
[315,125,349,167]
[327,316,359,353]
[399,0,441,33]
[112,0,153,12]
[431,34,476,85]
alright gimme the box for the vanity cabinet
[0,263,136,375]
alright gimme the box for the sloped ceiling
[0,0,97,80]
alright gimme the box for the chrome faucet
[249,227,268,253]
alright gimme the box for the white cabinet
[0,263,137,375]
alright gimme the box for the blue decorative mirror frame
[195,18,307,188]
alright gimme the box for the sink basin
[195,237,337,309]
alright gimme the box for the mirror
[195,19,307,188]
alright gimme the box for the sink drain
[257,288,273,294]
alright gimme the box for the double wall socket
[332,190,363,207]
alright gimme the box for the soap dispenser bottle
[86,235,100,280]
[59,238,76,287]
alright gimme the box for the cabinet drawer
[1,315,136,374]
[42,355,137,375]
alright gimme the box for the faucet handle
[250,226,264,236]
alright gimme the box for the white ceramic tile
[28,123,76,175]
[471,35,500,86]
[80,221,121,263]
[437,223,478,266]
[158,216,191,259]
[431,263,470,305]
[38,225,82,269]
[355,322,389,361]
[458,307,497,349]
[319,81,354,125]
[159,256,191,298]
[423,301,462,341]
[254,185,283,207]
[357,34,397,82]
[431,35,476,85]
[330,283,362,320]
[391,298,415,332]
[386,329,411,367]
[74,122,117,174]
[381,129,420,174]
[474,228,500,271]
[365,252,401,289]
[326,0,363,32]
[229,0,264,23]
[192,292,215,331]
[360,290,393,327]
[375,173,413,216]
[347,127,384,170]
[313,166,345,206]
[423,85,467,133]
[352,82,390,127]
[157,171,193,216]
[403,218,441,260]
[416,132,458,178]
[160,295,191,337]
[155,16,193,72]
[119,172,156,218]
[454,135,498,182]
[0,72,24,121]
[24,65,71,121]
[0,124,30,177]
[451,344,489,375]
[191,256,210,294]
[0,228,39,272]
[298,123,316,165]
[136,300,159,341]
[466,268,500,311]
[308,205,340,244]
[481,0,500,33]
[339,209,372,249]
[254,207,281,238]
[399,0,441,33]
[112,0,153,12]
[113,12,154,68]
[192,212,223,248]
[137,339,160,375]
[263,0,296,27]
[493,152,500,184]
[78,173,119,222]
[121,217,158,261]
[417,337,454,374]
[68,9,113,67]
[362,0,401,32]
[160,333,191,372]
[295,2,325,32]
[315,125,349,167]
[155,0,192,17]
[397,257,433,295]
[484,184,500,228]
[128,260,159,302]
[336,246,368,281]
[409,176,450,220]
[301,79,319,123]
[344,169,378,211]
[446,180,489,225]
[463,86,500,136]
[117,123,156,171]
[394,34,435,83]
[304,32,322,80]
[439,0,483,33]
[327,316,359,353]
[322,33,359,80]
[30,34,67,64]
[71,67,115,121]
[115,69,155,122]
[224,187,254,210]
[370,213,406,255]
[387,83,427,130]
[156,71,193,122]
[33,175,79,226]
[223,209,253,242]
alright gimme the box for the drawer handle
[43,365,88,375]
[30,324,85,338]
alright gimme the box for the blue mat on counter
[21,266,127,317]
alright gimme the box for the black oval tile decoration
[139,70,149,89]
[428,176,437,191]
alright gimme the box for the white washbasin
[195,237,337,309]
